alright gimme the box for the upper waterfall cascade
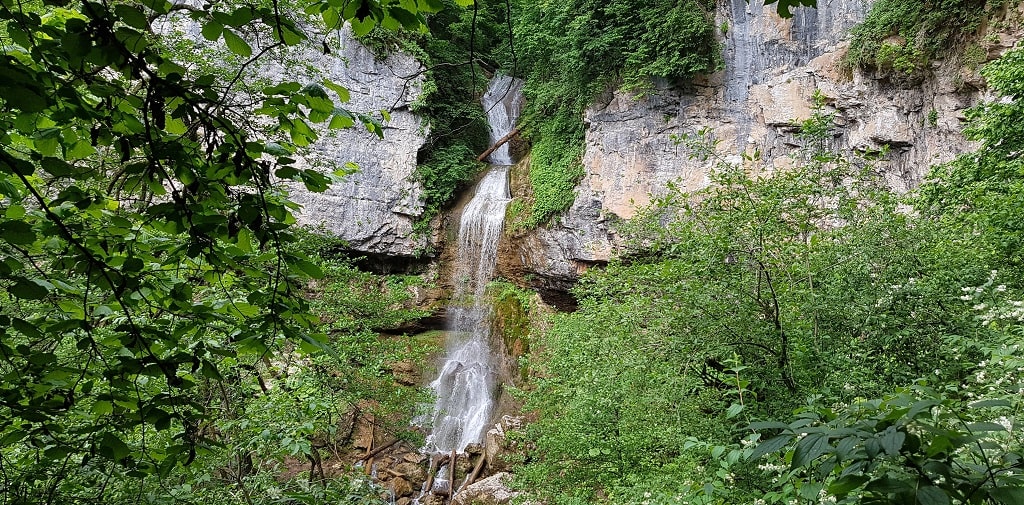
[422,75,524,455]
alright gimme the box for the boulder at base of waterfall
[389,477,415,498]
[393,461,427,483]
[484,416,522,473]
[451,472,519,505]
[403,452,428,464]
[421,495,445,505]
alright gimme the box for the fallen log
[448,450,457,499]
[359,438,399,462]
[476,128,521,162]
[423,454,439,496]
[466,452,487,488]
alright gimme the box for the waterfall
[422,75,523,455]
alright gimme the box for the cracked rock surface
[509,0,1024,289]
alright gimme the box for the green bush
[516,98,1008,504]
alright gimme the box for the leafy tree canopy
[0,0,449,501]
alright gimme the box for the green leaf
[329,113,354,129]
[0,429,27,447]
[279,24,305,45]
[0,85,48,112]
[265,142,291,156]
[828,475,868,496]
[799,482,824,501]
[419,0,444,13]
[301,84,334,113]
[291,258,324,279]
[792,433,830,469]
[726,403,744,419]
[11,278,51,300]
[748,434,793,460]
[0,220,36,245]
[387,6,421,30]
[114,4,150,29]
[969,399,1012,409]
[201,20,223,41]
[966,422,1008,432]
[92,401,113,415]
[4,204,25,219]
[41,157,72,177]
[323,80,350,102]
[989,487,1024,505]
[33,128,62,157]
[880,426,906,456]
[916,486,950,505]
[926,435,954,457]
[322,8,341,29]
[100,432,131,461]
[865,477,912,494]
[200,359,223,380]
[226,7,255,27]
[350,17,375,37]
[223,29,252,57]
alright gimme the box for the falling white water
[422,75,523,455]
[480,75,523,166]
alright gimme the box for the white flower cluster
[818,487,838,505]
[757,462,787,473]
[959,271,1024,325]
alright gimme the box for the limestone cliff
[158,6,428,259]
[281,28,427,258]
[504,0,1024,291]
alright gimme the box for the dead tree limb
[466,452,487,488]
[358,439,399,462]
[476,128,521,162]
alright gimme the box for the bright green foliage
[517,97,1008,503]
[743,356,1024,504]
[763,0,817,18]
[676,45,1024,505]
[512,0,720,227]
[920,46,1024,266]
[846,0,985,77]
[0,0,442,501]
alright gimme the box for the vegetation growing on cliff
[846,0,987,76]
[409,1,511,233]
[512,0,721,227]
[359,0,515,236]
[517,47,1024,504]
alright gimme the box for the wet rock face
[276,27,428,258]
[508,0,1023,290]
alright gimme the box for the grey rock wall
[510,0,1024,289]
[279,28,427,258]
[159,15,428,258]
